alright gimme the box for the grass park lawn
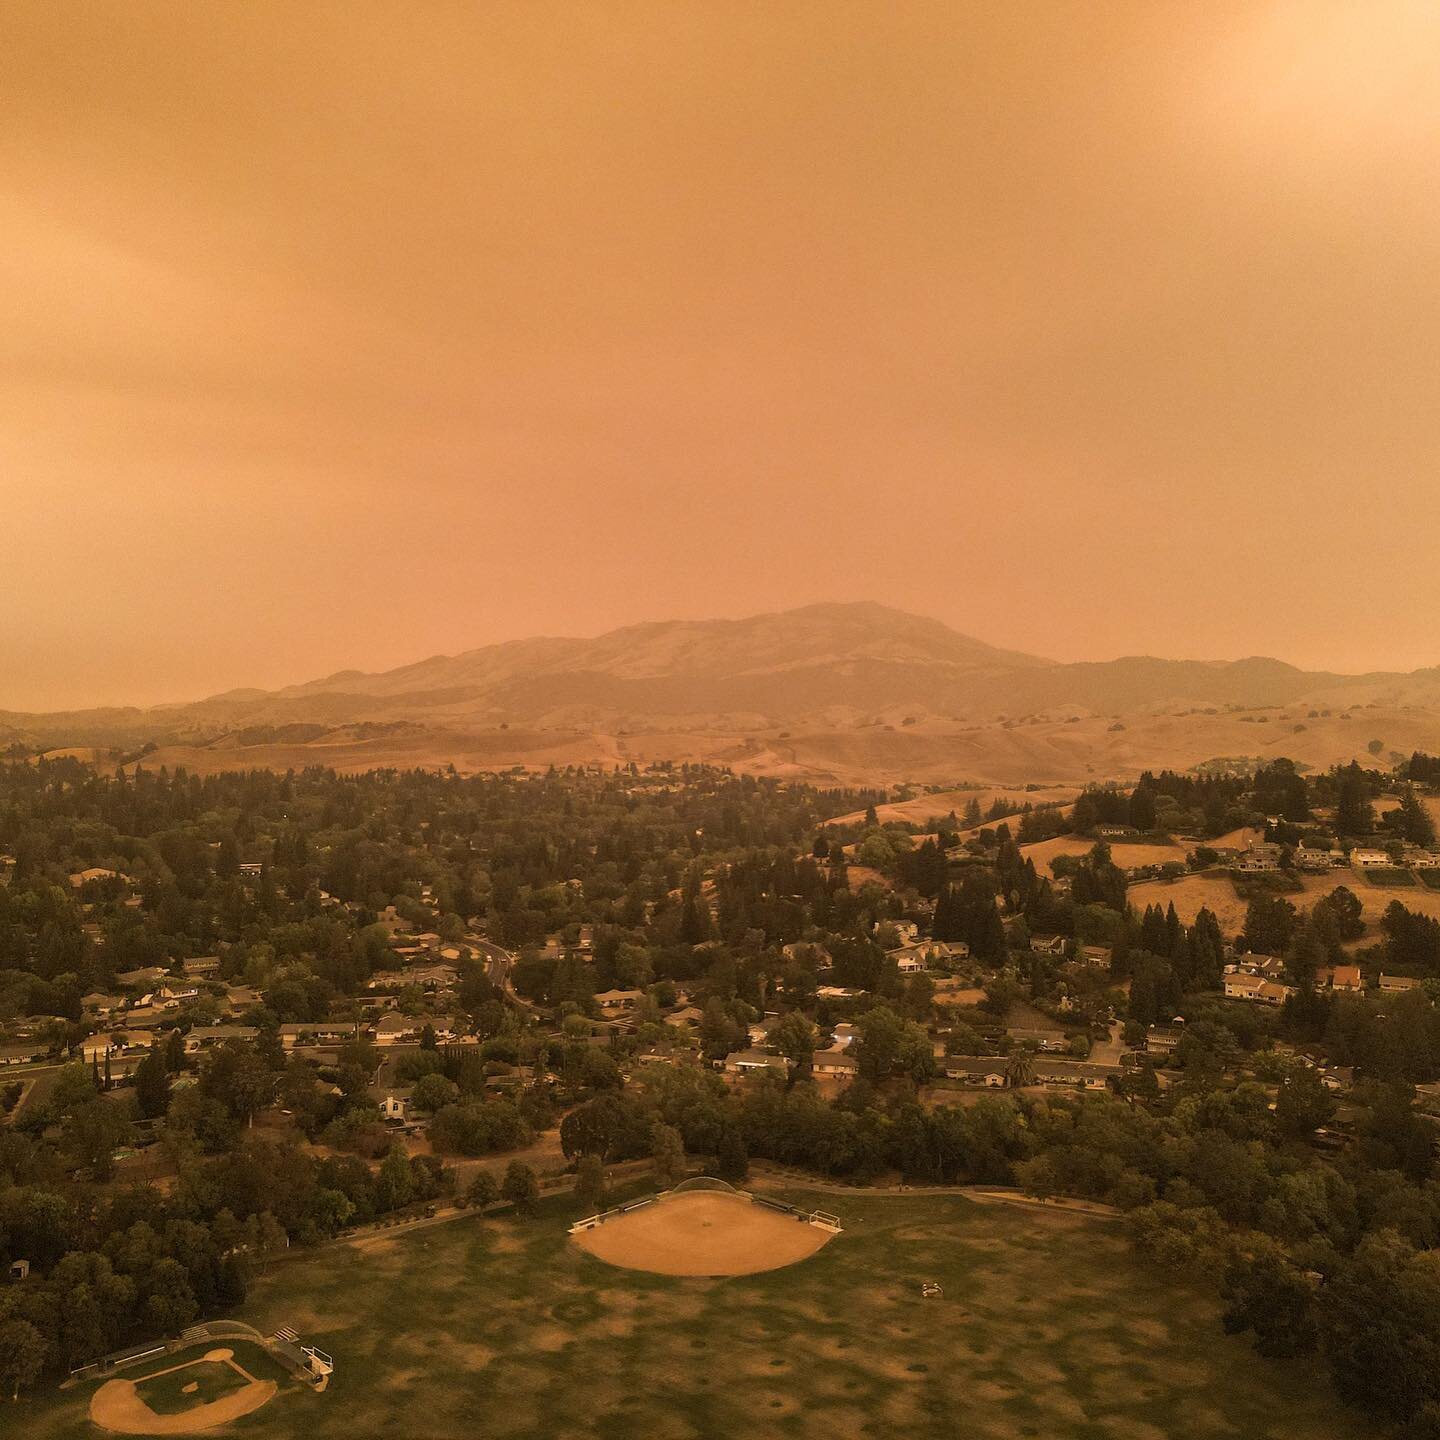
[1417,870,1440,890]
[1360,867,1417,887]
[133,1358,250,1414]
[32,1191,1372,1440]
[125,1340,293,1415]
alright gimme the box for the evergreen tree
[1335,764,1375,838]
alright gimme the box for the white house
[1224,974,1292,1006]
[1351,848,1392,869]
[723,1050,789,1076]
[372,1014,420,1046]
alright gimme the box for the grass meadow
[30,1189,1372,1440]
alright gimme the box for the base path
[89,1348,277,1436]
[573,1190,835,1277]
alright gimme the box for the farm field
[29,1190,1370,1440]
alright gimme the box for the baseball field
[29,1186,1370,1440]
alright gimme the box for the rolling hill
[4,602,1440,785]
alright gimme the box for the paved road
[1089,1020,1126,1067]
[471,936,534,1011]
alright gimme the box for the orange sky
[3,1,1440,710]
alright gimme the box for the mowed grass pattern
[32,1192,1371,1440]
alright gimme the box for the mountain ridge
[4,604,1440,783]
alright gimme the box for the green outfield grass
[28,1190,1372,1440]
[134,1358,250,1414]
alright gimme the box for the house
[811,1050,860,1078]
[1294,847,1338,872]
[1095,824,1136,839]
[1077,945,1113,968]
[81,1034,122,1062]
[158,985,200,1005]
[1236,842,1283,873]
[376,905,416,936]
[664,1006,704,1029]
[829,1022,858,1049]
[1351,848,1392,869]
[576,924,595,954]
[0,1044,43,1066]
[1318,964,1364,993]
[723,1050,789,1076]
[238,862,263,879]
[182,956,220,978]
[379,1091,410,1122]
[372,1014,420,1046]
[68,867,128,889]
[1225,973,1265,1001]
[278,1021,358,1049]
[1224,973,1293,1005]
[81,992,125,1018]
[782,941,832,965]
[1006,1027,1069,1053]
[1380,974,1424,993]
[1031,934,1068,957]
[115,966,168,990]
[594,989,644,1012]
[1232,952,1285,979]
[747,1015,783,1047]
[888,947,928,975]
[123,1006,168,1029]
[942,1056,1007,1087]
[1146,1027,1182,1056]
[1032,1059,1121,1091]
[183,1025,258,1054]
[817,985,864,999]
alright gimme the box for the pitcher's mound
[573,1190,835,1276]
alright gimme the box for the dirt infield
[572,1190,835,1276]
[89,1348,277,1435]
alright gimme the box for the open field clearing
[1022,835,1190,876]
[29,1191,1369,1440]
[826,786,1081,827]
[103,705,1440,789]
[1129,868,1440,940]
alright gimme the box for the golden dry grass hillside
[96,704,1440,790]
